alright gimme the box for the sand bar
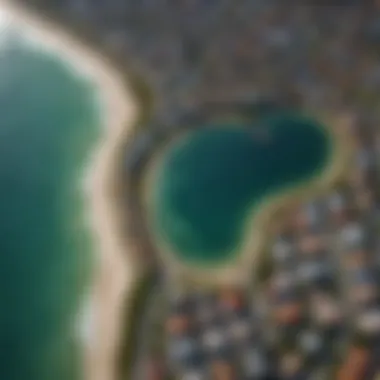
[0,1,141,380]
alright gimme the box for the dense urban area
[17,1,380,380]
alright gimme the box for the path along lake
[152,115,332,266]
[0,28,100,379]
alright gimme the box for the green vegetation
[116,271,156,379]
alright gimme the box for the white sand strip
[0,2,141,380]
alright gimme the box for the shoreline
[143,112,355,288]
[0,2,143,380]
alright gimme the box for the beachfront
[5,1,380,380]
[0,2,141,380]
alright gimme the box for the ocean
[0,28,100,379]
[152,114,332,266]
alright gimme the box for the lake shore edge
[143,112,355,289]
[0,2,150,380]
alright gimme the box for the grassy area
[116,270,157,379]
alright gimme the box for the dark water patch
[151,113,332,266]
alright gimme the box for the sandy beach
[0,1,141,380]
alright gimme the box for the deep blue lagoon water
[0,33,100,379]
[152,114,332,266]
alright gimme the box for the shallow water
[152,114,331,265]
[0,32,100,379]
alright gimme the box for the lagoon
[152,114,331,266]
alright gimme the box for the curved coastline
[143,112,355,288]
[0,2,359,378]
[0,2,145,380]
[149,117,331,265]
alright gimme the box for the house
[336,344,370,380]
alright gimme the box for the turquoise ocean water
[152,115,332,265]
[0,32,100,379]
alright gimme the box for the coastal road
[130,273,165,380]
